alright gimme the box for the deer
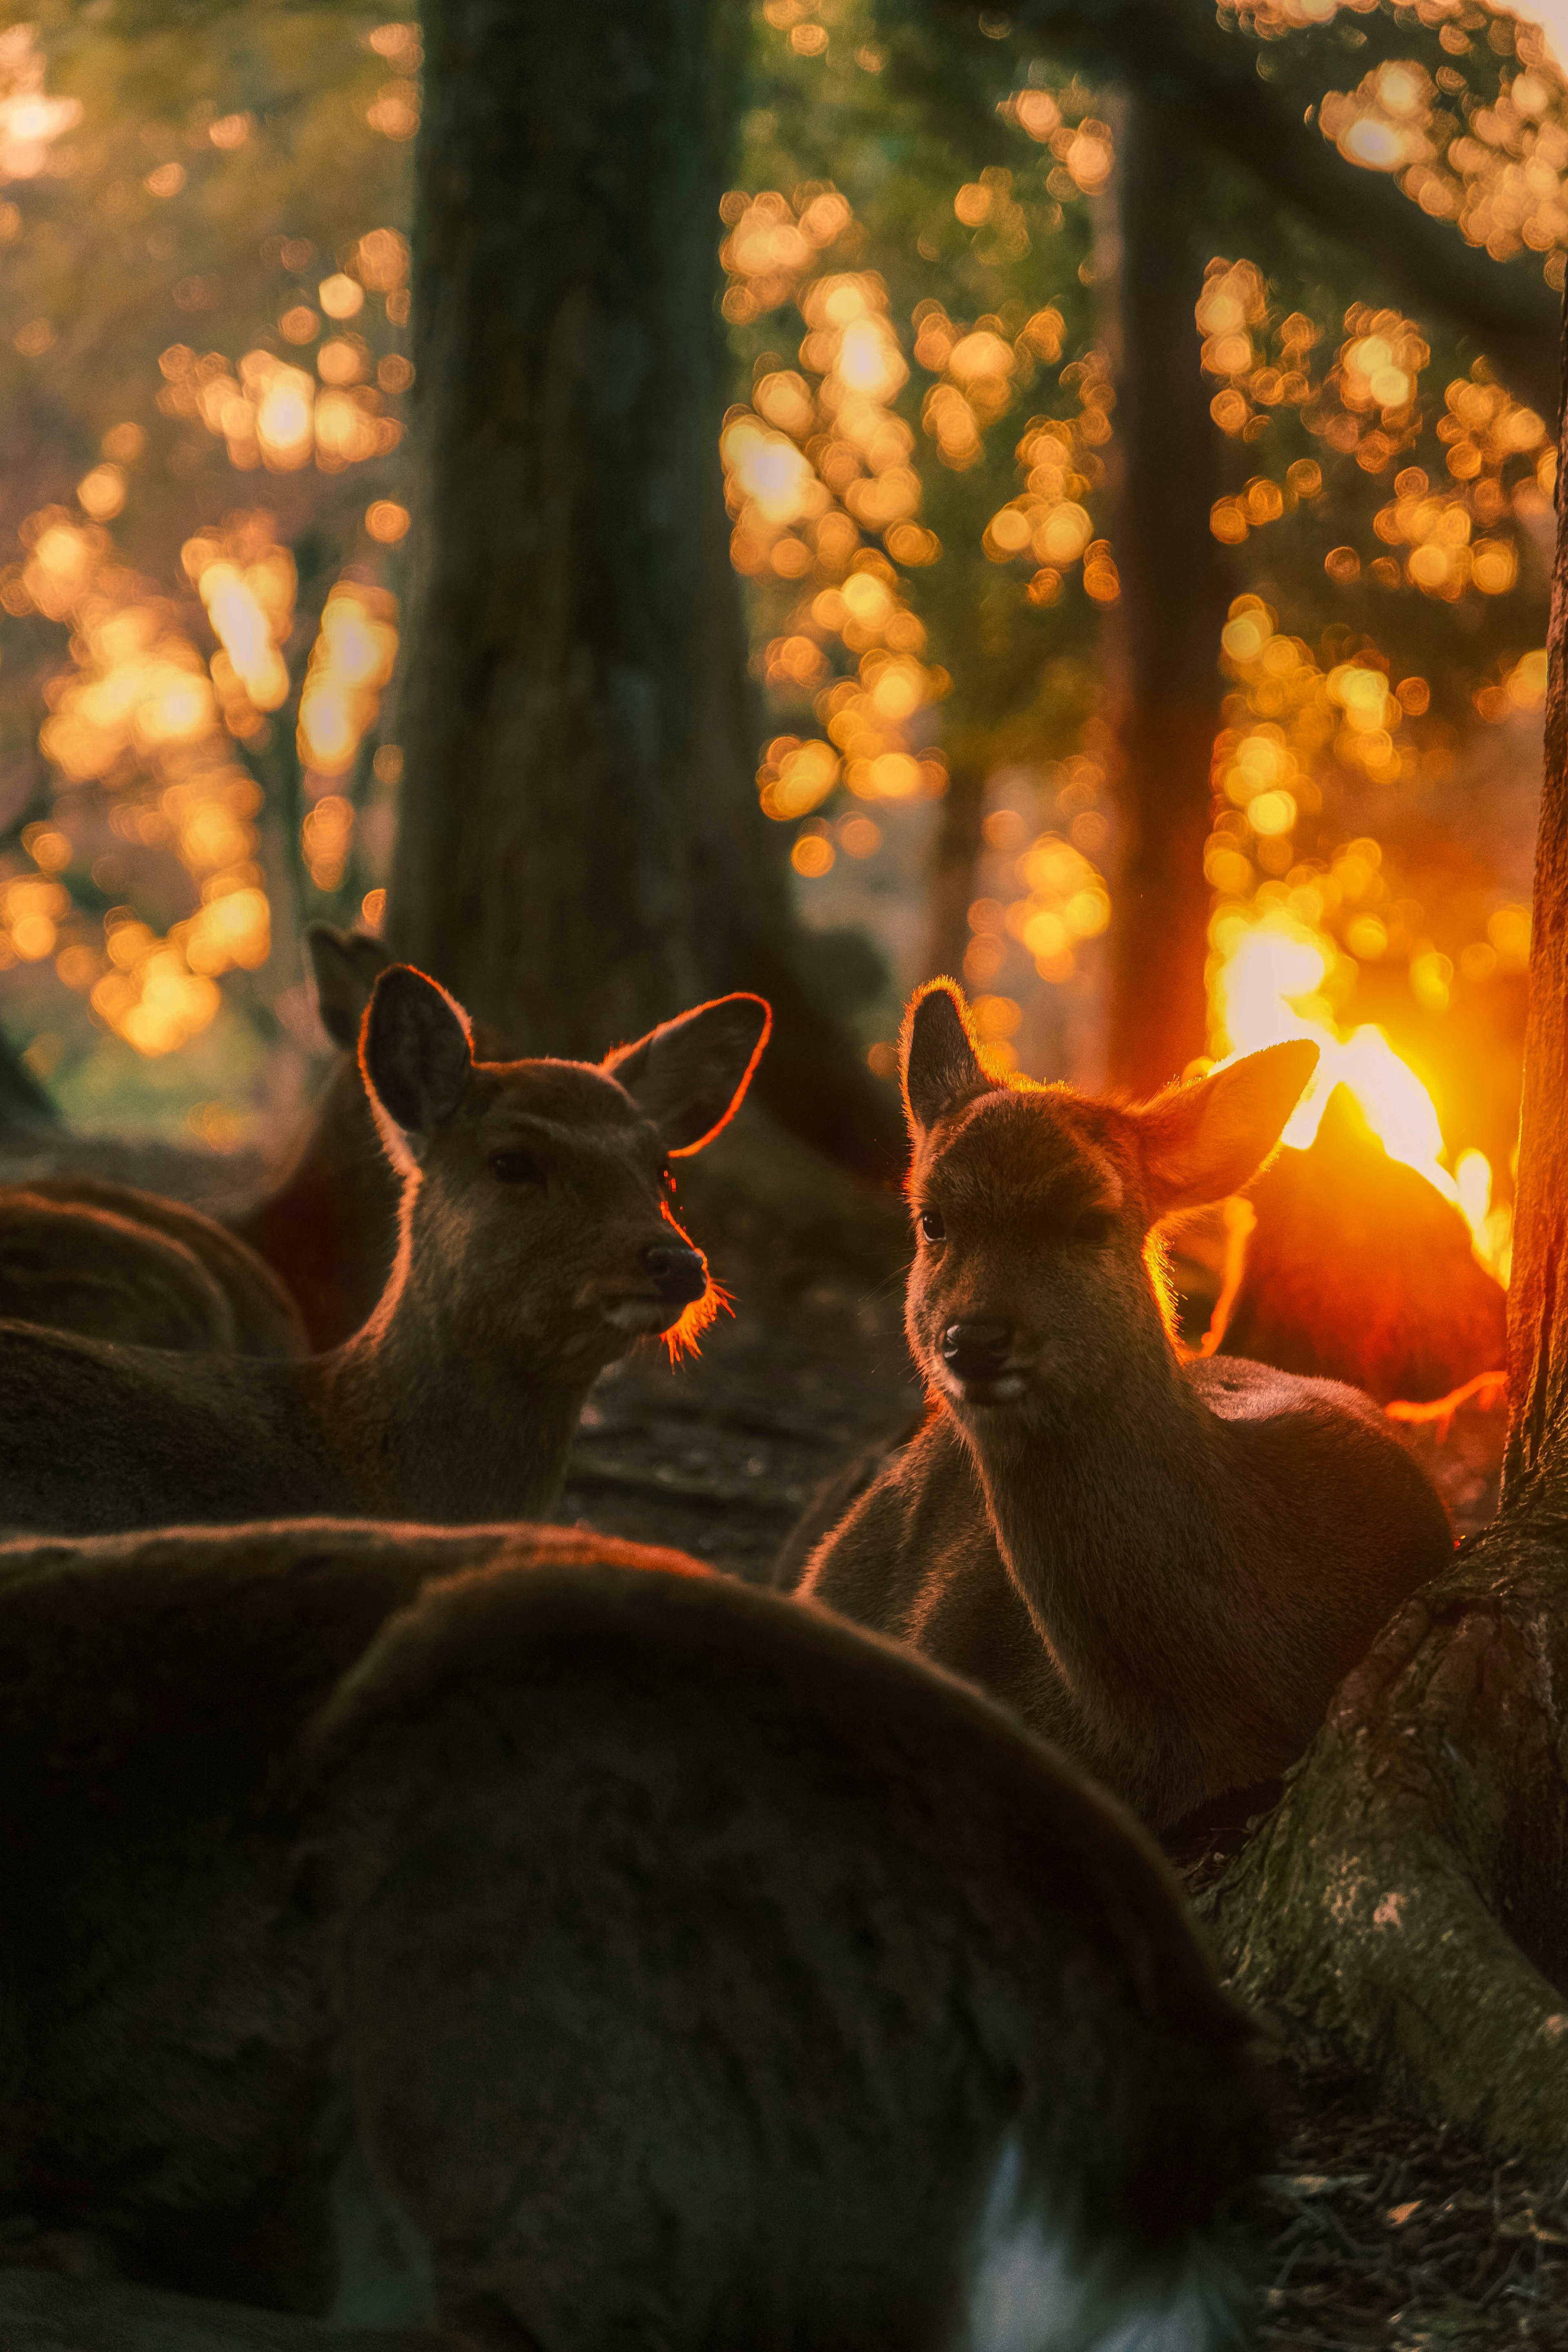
[1218,1083,1508,1406]
[0,926,415,1356]
[0,1516,1269,2346]
[0,1178,309,1356]
[0,966,768,1536]
[799,981,1454,1834]
[229,923,478,1349]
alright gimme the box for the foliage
[0,3,413,1134]
[728,0,1554,1171]
[0,0,1559,1180]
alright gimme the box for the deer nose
[642,1241,707,1306]
[942,1321,1015,1382]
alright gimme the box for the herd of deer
[0,929,1458,2351]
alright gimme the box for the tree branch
[897,0,1559,413]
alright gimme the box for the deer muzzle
[644,1242,707,1308]
[940,1321,1028,1401]
[602,1243,709,1336]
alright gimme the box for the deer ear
[902,981,989,1136]
[1136,1040,1319,1217]
[361,967,474,1143]
[604,993,771,1155]
[306,922,394,1051]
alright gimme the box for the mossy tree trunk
[388,0,902,1182]
[1204,295,1568,2167]
[1100,93,1223,1098]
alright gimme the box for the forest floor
[564,1117,1563,2346]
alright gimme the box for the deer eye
[919,1207,946,1243]
[1073,1208,1115,1243]
[490,1149,545,1186]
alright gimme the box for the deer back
[1220,1087,1507,1404]
[308,1547,1267,2346]
[0,1188,238,1352]
[0,1523,1265,2343]
[4,1177,307,1355]
[0,1519,521,2313]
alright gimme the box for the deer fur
[0,1177,308,1356]
[0,1519,1268,2344]
[1221,1083,1508,1404]
[800,981,1454,1831]
[229,926,485,1350]
[0,969,767,1536]
[0,2244,464,2350]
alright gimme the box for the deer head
[361,967,770,1384]
[900,980,1317,1426]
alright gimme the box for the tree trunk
[921,760,986,986]
[1100,93,1223,1097]
[1203,292,1568,2168]
[388,0,902,1182]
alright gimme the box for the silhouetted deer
[1220,1084,1508,1405]
[0,968,767,1535]
[801,982,1452,1831]
[0,1518,1268,2343]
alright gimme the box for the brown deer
[0,1177,308,1356]
[0,967,767,1535]
[0,926,414,1356]
[800,981,1453,1832]
[1218,1083,1508,1405]
[0,1517,1268,2345]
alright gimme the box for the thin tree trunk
[922,761,986,985]
[1101,93,1223,1097]
[389,0,902,1182]
[1204,293,1568,2168]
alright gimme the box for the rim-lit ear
[306,922,394,1051]
[361,967,474,1161]
[604,994,771,1156]
[902,981,989,1136]
[1136,1040,1319,1218]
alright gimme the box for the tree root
[1205,1531,1568,2172]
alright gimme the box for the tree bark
[1100,93,1223,1096]
[1203,289,1568,2169]
[921,760,987,986]
[388,0,902,1182]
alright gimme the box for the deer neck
[305,1219,588,1524]
[951,1328,1243,1737]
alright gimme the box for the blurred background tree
[0,2,414,1143]
[725,0,1559,1246]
